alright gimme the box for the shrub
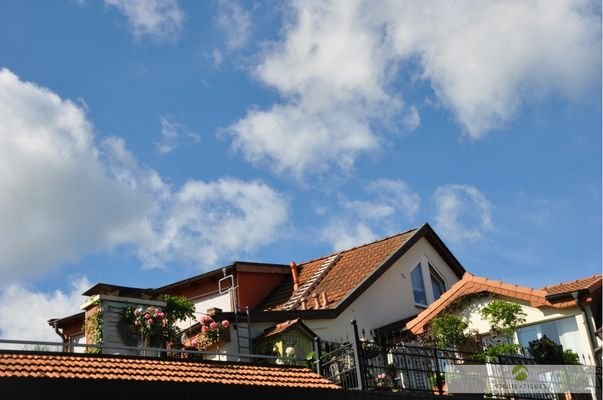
[430,314,469,349]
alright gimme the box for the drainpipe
[572,291,598,362]
[49,320,68,352]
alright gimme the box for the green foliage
[483,342,521,359]
[305,351,317,370]
[163,295,195,343]
[85,305,103,354]
[480,300,526,336]
[528,335,581,365]
[430,314,469,349]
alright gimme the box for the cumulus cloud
[0,68,288,281]
[321,179,420,250]
[139,178,289,267]
[215,0,251,50]
[433,184,493,244]
[0,276,91,343]
[227,0,600,175]
[104,0,184,42]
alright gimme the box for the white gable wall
[304,237,462,342]
[454,295,595,363]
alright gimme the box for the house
[406,272,602,365]
[49,223,466,358]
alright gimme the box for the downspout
[572,291,598,363]
[49,320,68,352]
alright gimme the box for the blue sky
[0,0,600,340]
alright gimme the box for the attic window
[410,258,447,307]
[430,265,446,300]
[411,264,427,306]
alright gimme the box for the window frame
[410,263,428,307]
[410,256,447,307]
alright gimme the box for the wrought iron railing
[313,321,602,400]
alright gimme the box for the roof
[47,312,84,327]
[155,261,289,294]
[542,274,602,297]
[82,283,155,298]
[255,318,317,341]
[0,352,340,390]
[406,272,584,334]
[258,223,465,313]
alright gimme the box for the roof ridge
[541,273,602,290]
[298,227,419,267]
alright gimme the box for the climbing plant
[480,299,526,338]
[84,303,103,354]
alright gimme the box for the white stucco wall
[454,295,595,363]
[457,295,580,335]
[174,291,234,331]
[300,237,462,342]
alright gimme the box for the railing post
[313,336,322,374]
[433,347,443,395]
[351,320,366,390]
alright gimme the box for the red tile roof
[542,274,602,297]
[406,272,588,335]
[259,229,418,311]
[0,352,340,389]
[256,318,316,340]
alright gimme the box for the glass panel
[411,264,427,305]
[429,265,446,300]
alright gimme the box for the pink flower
[201,325,208,334]
[209,322,218,330]
[221,320,230,329]
[144,313,150,319]
[134,321,139,326]
[146,318,153,325]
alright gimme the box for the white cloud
[215,0,251,50]
[104,0,184,42]
[378,0,600,137]
[0,276,90,343]
[321,222,377,252]
[155,117,200,154]
[0,68,289,280]
[321,179,420,250]
[139,178,289,267]
[227,0,600,175]
[433,184,493,244]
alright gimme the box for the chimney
[290,261,300,292]
[312,293,320,309]
[320,292,328,308]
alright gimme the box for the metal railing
[0,338,307,366]
[312,321,602,400]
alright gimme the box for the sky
[0,0,601,342]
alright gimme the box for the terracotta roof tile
[406,272,593,334]
[258,229,418,311]
[542,274,602,297]
[0,352,340,390]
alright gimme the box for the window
[430,265,446,300]
[410,258,447,306]
[411,264,427,306]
